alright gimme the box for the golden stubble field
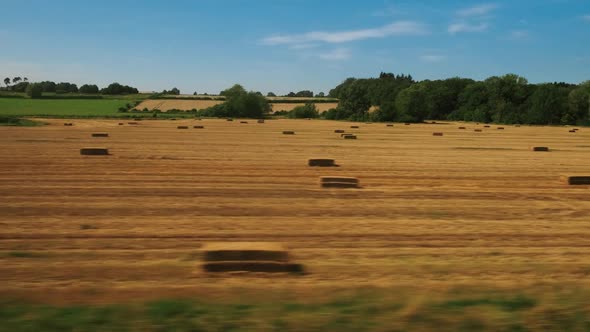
[135,99,339,112]
[0,119,589,304]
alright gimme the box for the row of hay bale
[177,125,205,129]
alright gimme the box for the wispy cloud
[457,3,498,17]
[583,15,590,21]
[288,43,318,50]
[509,30,529,40]
[318,48,352,61]
[448,22,489,34]
[372,5,406,17]
[420,55,446,63]
[261,21,429,45]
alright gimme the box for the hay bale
[497,127,505,130]
[91,133,109,137]
[474,129,482,132]
[177,126,189,129]
[561,175,590,185]
[350,125,359,129]
[127,122,139,125]
[257,119,265,123]
[170,118,177,121]
[282,131,295,135]
[193,125,205,129]
[569,130,577,133]
[484,125,491,128]
[63,123,73,126]
[531,146,549,152]
[340,133,352,137]
[240,121,248,124]
[343,135,357,139]
[334,129,345,133]
[80,147,109,155]
[458,127,466,129]
[308,159,336,167]
[433,132,443,136]
[386,124,394,127]
[226,118,234,122]
[320,176,359,188]
[201,242,303,273]
[118,123,124,126]
[202,242,289,262]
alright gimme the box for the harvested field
[134,99,339,113]
[1,119,590,304]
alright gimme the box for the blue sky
[1,0,589,94]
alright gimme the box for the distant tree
[255,91,263,96]
[395,83,429,122]
[101,82,138,95]
[220,84,246,98]
[12,77,21,84]
[287,92,296,97]
[209,84,271,118]
[79,84,99,94]
[289,103,319,118]
[267,92,276,97]
[336,80,371,121]
[567,81,590,124]
[25,83,42,98]
[38,81,56,93]
[193,91,198,95]
[3,77,10,87]
[525,84,569,125]
[316,92,325,98]
[23,77,28,82]
[163,87,180,95]
[56,82,78,93]
[295,90,313,98]
[11,82,29,92]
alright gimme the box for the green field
[0,98,193,119]
[1,286,588,331]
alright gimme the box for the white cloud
[318,48,352,61]
[457,3,498,17]
[288,43,319,50]
[509,30,529,39]
[261,21,428,45]
[448,22,489,34]
[372,5,406,17]
[420,55,446,63]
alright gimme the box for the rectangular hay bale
[308,159,336,167]
[80,147,109,155]
[91,133,109,137]
[203,261,303,273]
[202,242,289,263]
[531,146,549,152]
[433,132,443,136]
[343,135,357,139]
[177,126,189,129]
[334,130,345,133]
[282,131,295,135]
[561,175,590,185]
[320,176,359,188]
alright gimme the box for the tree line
[2,77,139,97]
[327,72,589,125]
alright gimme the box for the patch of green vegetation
[6,251,46,258]
[0,99,132,118]
[0,116,44,126]
[439,296,537,311]
[0,290,588,331]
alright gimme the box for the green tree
[3,77,10,87]
[289,103,319,118]
[267,92,276,97]
[26,83,43,98]
[395,83,429,122]
[79,84,99,94]
[336,80,371,120]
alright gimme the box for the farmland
[1,119,590,330]
[0,98,131,118]
[134,99,339,112]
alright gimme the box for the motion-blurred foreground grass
[2,286,589,331]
